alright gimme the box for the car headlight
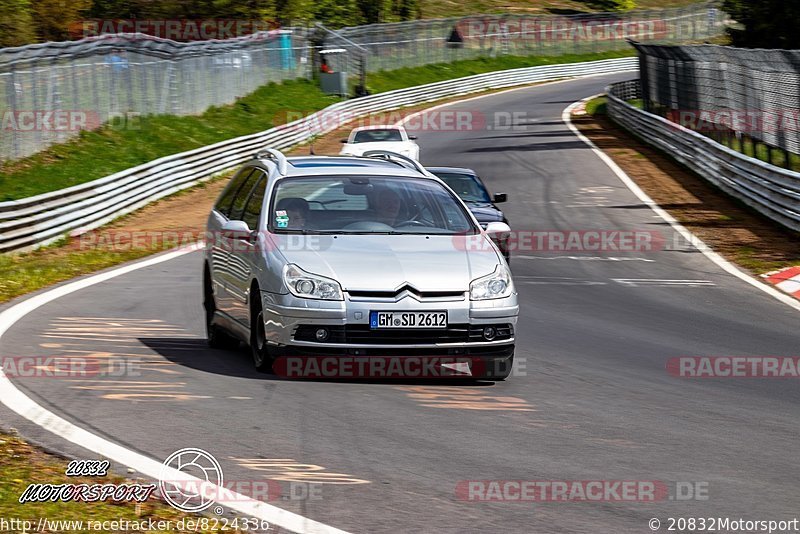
[283,264,343,300]
[470,265,514,300]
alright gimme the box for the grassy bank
[0,50,634,201]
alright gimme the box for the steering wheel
[395,220,429,227]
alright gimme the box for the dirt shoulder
[572,102,800,277]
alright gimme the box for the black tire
[250,291,274,373]
[204,267,238,350]
[482,352,514,381]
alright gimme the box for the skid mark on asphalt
[40,317,194,343]
[564,185,615,208]
[395,386,534,411]
[67,380,212,401]
[231,458,370,484]
[34,317,216,401]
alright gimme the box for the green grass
[717,136,800,173]
[0,79,342,201]
[584,96,607,115]
[417,0,704,18]
[1,50,635,202]
[366,50,635,93]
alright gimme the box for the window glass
[434,172,491,203]
[353,129,403,143]
[228,169,261,221]
[241,172,267,229]
[215,168,256,218]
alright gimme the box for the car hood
[466,203,504,223]
[277,234,500,292]
[341,141,414,156]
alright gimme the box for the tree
[588,0,636,12]
[0,0,37,46]
[722,0,800,49]
[313,0,362,27]
[32,0,92,42]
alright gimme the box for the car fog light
[483,327,496,341]
[315,328,329,341]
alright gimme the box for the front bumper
[260,290,518,354]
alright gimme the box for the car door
[225,170,267,326]
[215,168,260,317]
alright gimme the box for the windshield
[352,129,403,143]
[433,172,492,203]
[269,175,478,235]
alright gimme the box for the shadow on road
[139,337,498,386]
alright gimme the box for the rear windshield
[352,129,403,143]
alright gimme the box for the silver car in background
[203,149,518,379]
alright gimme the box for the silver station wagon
[203,149,518,379]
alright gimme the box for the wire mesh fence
[0,30,312,161]
[330,2,726,72]
[633,42,800,164]
[0,2,726,163]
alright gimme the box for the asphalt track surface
[2,72,800,533]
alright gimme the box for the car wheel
[250,293,274,373]
[204,268,238,350]
[482,351,514,381]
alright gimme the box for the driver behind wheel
[375,188,404,226]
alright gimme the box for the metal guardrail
[0,56,637,253]
[607,80,800,232]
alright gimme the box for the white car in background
[340,126,420,160]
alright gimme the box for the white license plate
[369,311,448,329]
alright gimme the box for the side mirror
[493,193,507,203]
[221,219,253,239]
[484,221,511,235]
[340,138,349,143]
[408,135,418,140]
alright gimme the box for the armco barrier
[606,80,800,232]
[0,56,637,253]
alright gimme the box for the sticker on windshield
[275,210,289,228]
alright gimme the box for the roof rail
[361,150,429,175]
[255,148,288,175]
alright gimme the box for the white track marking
[562,96,800,313]
[516,255,656,262]
[0,245,351,534]
[613,279,716,287]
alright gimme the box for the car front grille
[294,324,513,345]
